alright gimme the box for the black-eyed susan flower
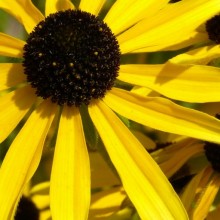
[150,118,220,220]
[1,0,220,219]
[177,138,220,220]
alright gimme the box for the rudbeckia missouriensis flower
[173,135,220,219]
[148,113,220,220]
[1,0,220,219]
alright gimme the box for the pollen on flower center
[206,15,220,44]
[23,9,120,106]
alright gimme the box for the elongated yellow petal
[0,86,36,142]
[0,100,56,219]
[0,33,25,57]
[88,100,188,220]
[118,64,220,102]
[0,63,26,91]
[89,187,126,219]
[50,106,90,220]
[180,167,212,212]
[160,143,204,178]
[118,0,220,53]
[131,86,155,96]
[79,0,106,16]
[45,0,75,16]
[133,31,208,53]
[104,88,220,143]
[169,45,220,65]
[30,182,50,196]
[105,0,168,35]
[193,175,220,220]
[0,0,44,33]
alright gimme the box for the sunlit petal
[0,0,44,33]
[79,0,106,16]
[104,88,220,143]
[0,33,25,58]
[0,100,56,219]
[45,0,75,16]
[89,100,188,219]
[118,64,220,102]
[169,45,220,65]
[118,0,220,53]
[50,106,90,220]
[105,0,168,35]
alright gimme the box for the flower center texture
[23,10,120,106]
[206,15,220,44]
[204,142,220,173]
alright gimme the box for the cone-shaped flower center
[206,15,220,44]
[23,10,120,106]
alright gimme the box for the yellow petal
[180,167,212,212]
[105,0,168,35]
[192,175,220,220]
[104,88,220,143]
[0,100,56,219]
[89,187,126,219]
[79,0,106,16]
[0,33,25,57]
[88,100,188,220]
[0,86,36,142]
[0,0,44,33]
[31,183,50,211]
[160,143,204,178]
[133,31,208,53]
[30,182,50,196]
[0,63,26,91]
[45,0,75,16]
[50,106,90,220]
[169,45,220,65]
[118,0,220,53]
[118,64,220,102]
[131,86,154,96]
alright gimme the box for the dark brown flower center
[15,196,39,220]
[206,15,220,44]
[23,10,120,106]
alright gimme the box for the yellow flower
[180,144,220,220]
[151,130,220,220]
[0,0,220,219]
